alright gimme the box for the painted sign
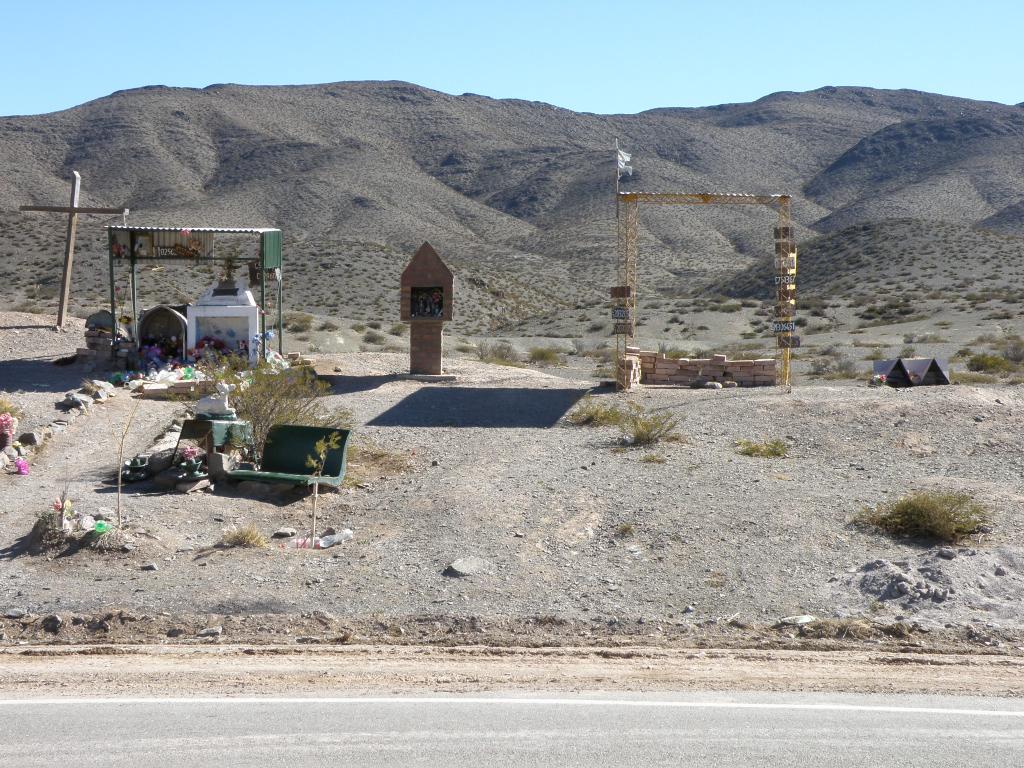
[774,274,796,285]
[613,322,634,336]
[772,320,796,333]
[611,306,631,321]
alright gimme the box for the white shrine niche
[186,278,260,363]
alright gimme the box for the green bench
[227,424,351,487]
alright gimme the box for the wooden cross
[19,171,129,328]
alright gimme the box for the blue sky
[3,0,1022,116]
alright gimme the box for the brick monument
[400,242,454,375]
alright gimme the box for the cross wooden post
[19,171,129,328]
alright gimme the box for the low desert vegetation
[619,403,680,447]
[639,452,666,464]
[363,329,387,345]
[0,396,22,418]
[735,439,787,458]
[221,523,268,549]
[856,490,990,543]
[350,322,366,332]
[477,340,521,366]
[967,353,1014,374]
[388,323,406,336]
[318,320,340,332]
[614,522,635,538]
[527,346,564,366]
[284,312,314,333]
[566,396,624,427]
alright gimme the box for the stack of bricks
[617,348,642,389]
[77,328,113,362]
[635,351,777,387]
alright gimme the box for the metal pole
[108,229,117,363]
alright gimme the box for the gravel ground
[2,316,1022,651]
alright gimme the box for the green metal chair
[226,424,351,487]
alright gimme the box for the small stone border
[1,380,120,474]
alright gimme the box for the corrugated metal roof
[106,225,280,234]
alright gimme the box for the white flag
[617,146,632,176]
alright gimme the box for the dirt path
[1,644,1022,698]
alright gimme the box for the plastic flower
[14,458,29,475]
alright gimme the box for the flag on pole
[617,146,632,176]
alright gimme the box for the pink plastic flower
[14,458,29,475]
[179,228,192,238]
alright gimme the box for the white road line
[0,697,1022,716]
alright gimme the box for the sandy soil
[0,643,1021,698]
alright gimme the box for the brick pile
[634,350,777,387]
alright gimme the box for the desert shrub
[350,323,366,332]
[200,358,351,461]
[953,371,998,384]
[363,330,387,345]
[528,346,563,366]
[810,355,858,378]
[615,522,635,537]
[566,396,624,427]
[477,340,521,365]
[967,353,1013,373]
[221,523,268,549]
[0,397,22,418]
[856,490,989,543]
[388,323,407,336]
[454,343,477,354]
[639,452,666,464]
[587,321,606,333]
[619,403,679,447]
[735,439,787,458]
[899,345,916,358]
[367,321,382,330]
[284,312,314,333]
[318,320,340,332]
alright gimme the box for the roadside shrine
[100,226,285,371]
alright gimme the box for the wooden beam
[617,192,789,206]
[55,172,82,328]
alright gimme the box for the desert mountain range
[1,81,1022,330]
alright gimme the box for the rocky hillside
[2,82,1023,329]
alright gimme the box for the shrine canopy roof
[106,225,280,234]
[106,225,283,269]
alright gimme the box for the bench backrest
[261,425,351,478]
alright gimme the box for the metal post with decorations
[772,196,797,388]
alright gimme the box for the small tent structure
[874,358,950,388]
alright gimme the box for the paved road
[2,693,1022,767]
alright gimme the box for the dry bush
[346,440,411,485]
[615,522,635,538]
[388,323,407,336]
[800,618,876,640]
[284,312,314,333]
[953,371,998,384]
[736,439,787,458]
[639,452,666,464]
[201,358,351,461]
[0,396,22,418]
[566,396,624,427]
[967,353,1014,373]
[350,323,366,332]
[221,523,268,549]
[318,320,340,332]
[857,490,989,543]
[477,340,521,366]
[527,346,564,366]
[619,403,680,447]
[363,330,387,345]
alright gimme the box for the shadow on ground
[320,373,400,396]
[368,387,591,428]
[0,357,87,394]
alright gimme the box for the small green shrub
[615,522,635,538]
[619,403,679,447]
[477,340,521,366]
[363,330,387,345]
[351,323,366,332]
[284,312,314,333]
[388,323,407,336]
[856,490,989,543]
[367,321,382,330]
[528,346,563,366]
[736,439,787,458]
[968,353,1014,373]
[318,320,340,332]
[566,396,624,427]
